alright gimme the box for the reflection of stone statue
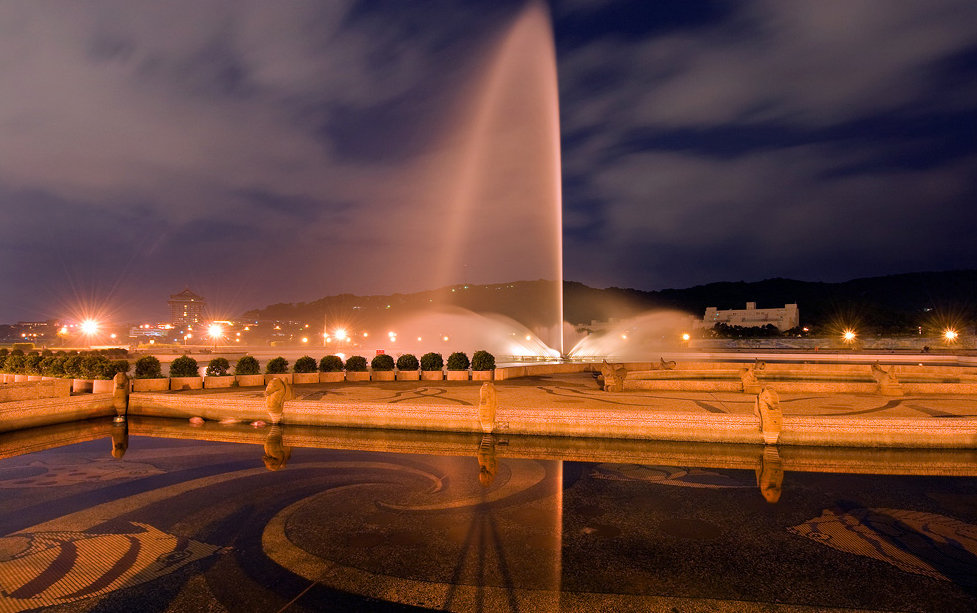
[755,445,783,503]
[477,382,498,432]
[262,425,292,471]
[110,421,128,459]
[740,367,761,394]
[871,362,904,396]
[600,360,628,392]
[659,358,676,370]
[112,372,130,419]
[754,388,783,445]
[264,377,294,424]
[476,434,498,487]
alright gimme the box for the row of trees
[132,351,496,379]
[0,351,129,379]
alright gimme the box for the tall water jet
[432,0,564,356]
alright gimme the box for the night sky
[2,0,976,324]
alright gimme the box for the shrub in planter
[104,359,130,379]
[471,350,495,371]
[63,356,83,379]
[40,356,66,378]
[319,355,344,372]
[266,357,289,374]
[206,357,230,377]
[4,355,25,374]
[420,352,443,371]
[134,355,164,378]
[0,349,7,370]
[235,356,260,375]
[345,356,368,372]
[371,354,395,371]
[294,356,318,373]
[9,349,25,357]
[81,355,109,379]
[446,352,470,371]
[41,349,54,357]
[169,355,199,378]
[396,353,419,371]
[23,354,43,375]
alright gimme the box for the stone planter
[72,378,93,392]
[421,370,444,381]
[319,371,345,383]
[1,374,14,383]
[264,373,293,385]
[372,371,395,382]
[170,376,203,391]
[92,379,115,393]
[293,372,319,385]
[446,370,470,381]
[396,370,420,381]
[14,375,29,383]
[27,375,43,382]
[204,375,236,389]
[235,374,265,387]
[472,370,494,381]
[346,371,370,382]
[132,378,170,392]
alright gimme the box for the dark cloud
[1,0,975,322]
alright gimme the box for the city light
[80,319,98,336]
[944,329,958,342]
[842,329,857,343]
[682,333,691,341]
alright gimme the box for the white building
[695,302,799,332]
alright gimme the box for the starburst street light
[842,329,857,343]
[208,323,224,349]
[944,329,958,343]
[80,319,98,336]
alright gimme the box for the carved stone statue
[600,360,628,392]
[754,387,783,445]
[476,433,498,487]
[871,361,903,396]
[112,372,130,419]
[264,377,294,424]
[477,382,498,432]
[740,367,761,394]
[659,358,676,370]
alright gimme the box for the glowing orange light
[944,329,958,342]
[80,319,98,335]
[682,333,691,341]
[842,330,856,343]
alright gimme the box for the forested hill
[244,270,977,332]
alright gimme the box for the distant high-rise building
[168,287,205,327]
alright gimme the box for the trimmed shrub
[169,355,199,378]
[206,357,230,377]
[294,356,318,373]
[40,356,65,377]
[235,356,260,375]
[105,359,130,379]
[134,356,163,379]
[41,349,54,357]
[0,349,6,370]
[319,355,344,372]
[345,355,368,372]
[266,357,289,374]
[396,353,419,371]
[420,352,443,371]
[371,354,395,371]
[4,355,25,374]
[24,354,43,375]
[471,350,495,371]
[446,351,470,371]
[63,356,83,378]
[10,349,25,357]
[81,355,108,379]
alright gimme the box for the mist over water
[567,311,693,360]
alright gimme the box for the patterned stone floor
[171,373,977,420]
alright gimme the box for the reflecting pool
[1,417,975,612]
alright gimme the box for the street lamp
[944,329,958,343]
[207,323,224,349]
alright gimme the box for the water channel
[1,417,975,612]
